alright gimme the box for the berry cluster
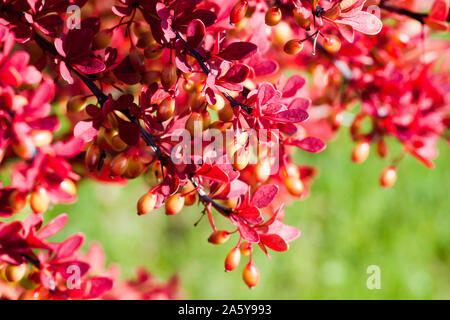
[0,0,448,297]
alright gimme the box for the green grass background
[5,131,449,299]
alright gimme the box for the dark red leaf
[217,42,257,61]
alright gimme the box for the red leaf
[37,214,68,239]
[217,42,257,61]
[55,233,85,260]
[186,19,205,49]
[73,120,98,143]
[223,64,250,83]
[117,118,140,146]
[266,109,309,123]
[251,184,279,208]
[429,0,450,22]
[238,206,263,224]
[196,164,229,183]
[289,136,326,153]
[83,277,114,299]
[288,98,310,111]
[260,234,289,252]
[230,215,259,243]
[52,261,90,280]
[336,11,382,36]
[74,56,106,74]
[282,75,306,98]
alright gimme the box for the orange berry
[208,94,225,111]
[85,143,101,172]
[352,140,370,163]
[285,176,304,197]
[225,247,241,272]
[66,95,87,113]
[380,166,397,188]
[255,159,271,183]
[137,191,157,215]
[12,139,34,159]
[233,147,250,171]
[30,130,53,147]
[60,179,77,196]
[323,34,342,53]
[8,190,26,212]
[376,139,389,158]
[129,47,146,71]
[126,155,144,179]
[208,230,230,245]
[282,163,300,179]
[110,134,128,152]
[141,70,160,85]
[284,39,304,55]
[92,29,112,50]
[265,7,282,26]
[239,242,252,256]
[30,187,50,214]
[293,7,311,29]
[161,64,177,90]
[230,1,248,25]
[136,31,153,49]
[109,153,129,177]
[165,193,185,215]
[5,264,27,282]
[185,112,204,137]
[157,98,175,122]
[181,182,197,206]
[218,103,234,122]
[242,262,260,289]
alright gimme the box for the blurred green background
[7,131,450,299]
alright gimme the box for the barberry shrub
[0,0,449,299]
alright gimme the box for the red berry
[352,140,370,163]
[380,166,397,188]
[225,247,241,272]
[376,139,389,158]
[242,262,260,289]
[85,143,101,172]
[230,1,248,25]
[161,64,177,90]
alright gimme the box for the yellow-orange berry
[165,193,185,215]
[4,264,27,282]
[323,34,342,53]
[265,7,282,26]
[157,98,175,122]
[208,230,231,244]
[284,39,304,55]
[137,191,157,215]
[242,262,260,289]
[30,187,50,214]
